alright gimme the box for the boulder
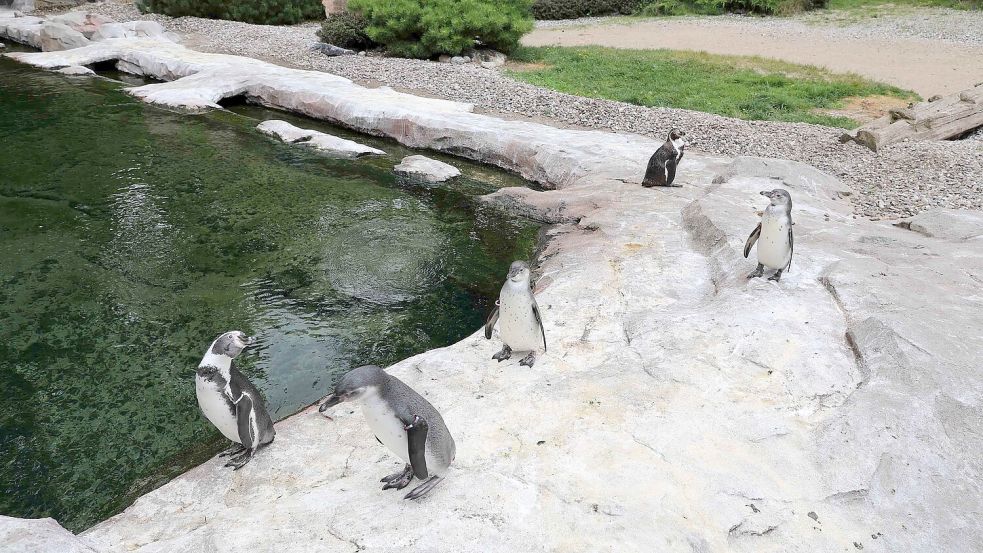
[48,12,114,38]
[89,22,126,41]
[0,516,96,553]
[39,21,89,51]
[257,119,384,159]
[393,155,461,183]
[9,0,35,11]
[901,208,983,241]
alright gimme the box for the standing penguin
[195,331,276,470]
[744,189,794,281]
[484,260,547,367]
[642,128,687,188]
[318,365,455,500]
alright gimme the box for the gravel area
[535,9,983,46]
[52,1,983,219]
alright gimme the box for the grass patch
[507,46,917,128]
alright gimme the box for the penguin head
[209,331,253,359]
[318,365,387,412]
[507,261,531,283]
[760,188,792,208]
[667,128,686,143]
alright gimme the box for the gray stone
[39,21,89,51]
[257,119,384,158]
[902,208,983,241]
[312,42,353,57]
[450,55,468,65]
[473,48,506,67]
[0,516,96,553]
[393,155,461,183]
[9,0,34,11]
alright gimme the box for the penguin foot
[381,464,413,484]
[518,352,537,367]
[218,444,246,458]
[768,269,784,282]
[492,345,512,362]
[382,465,414,491]
[747,264,764,279]
[224,450,253,470]
[404,476,444,501]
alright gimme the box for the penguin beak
[318,394,342,412]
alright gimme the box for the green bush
[318,11,375,49]
[532,0,641,19]
[348,0,534,58]
[137,0,325,25]
[638,0,827,15]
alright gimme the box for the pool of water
[0,56,538,531]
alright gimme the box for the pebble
[69,0,983,220]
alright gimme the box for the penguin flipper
[787,223,793,272]
[484,305,500,340]
[235,392,258,452]
[744,223,761,258]
[532,299,547,352]
[404,415,429,480]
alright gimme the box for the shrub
[348,0,534,59]
[532,0,642,20]
[318,11,375,49]
[138,0,324,25]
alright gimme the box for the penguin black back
[642,128,686,188]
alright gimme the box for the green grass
[507,46,918,128]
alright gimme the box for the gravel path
[535,9,983,46]
[60,1,983,219]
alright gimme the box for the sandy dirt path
[523,19,983,98]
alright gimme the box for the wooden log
[842,83,983,151]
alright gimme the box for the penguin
[484,260,547,367]
[318,365,455,500]
[195,331,276,470]
[642,128,687,188]
[744,188,794,282]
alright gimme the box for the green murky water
[0,56,538,531]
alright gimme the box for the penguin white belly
[757,212,791,270]
[195,377,240,443]
[498,289,542,353]
[362,392,410,464]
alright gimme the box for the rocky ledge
[1,23,981,553]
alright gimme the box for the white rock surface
[39,21,90,51]
[394,154,461,183]
[1,32,980,553]
[0,516,96,553]
[257,119,384,159]
[56,63,95,75]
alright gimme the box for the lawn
[507,46,917,128]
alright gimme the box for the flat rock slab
[0,32,979,553]
[901,208,983,241]
[0,516,96,553]
[394,154,461,183]
[257,119,384,159]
